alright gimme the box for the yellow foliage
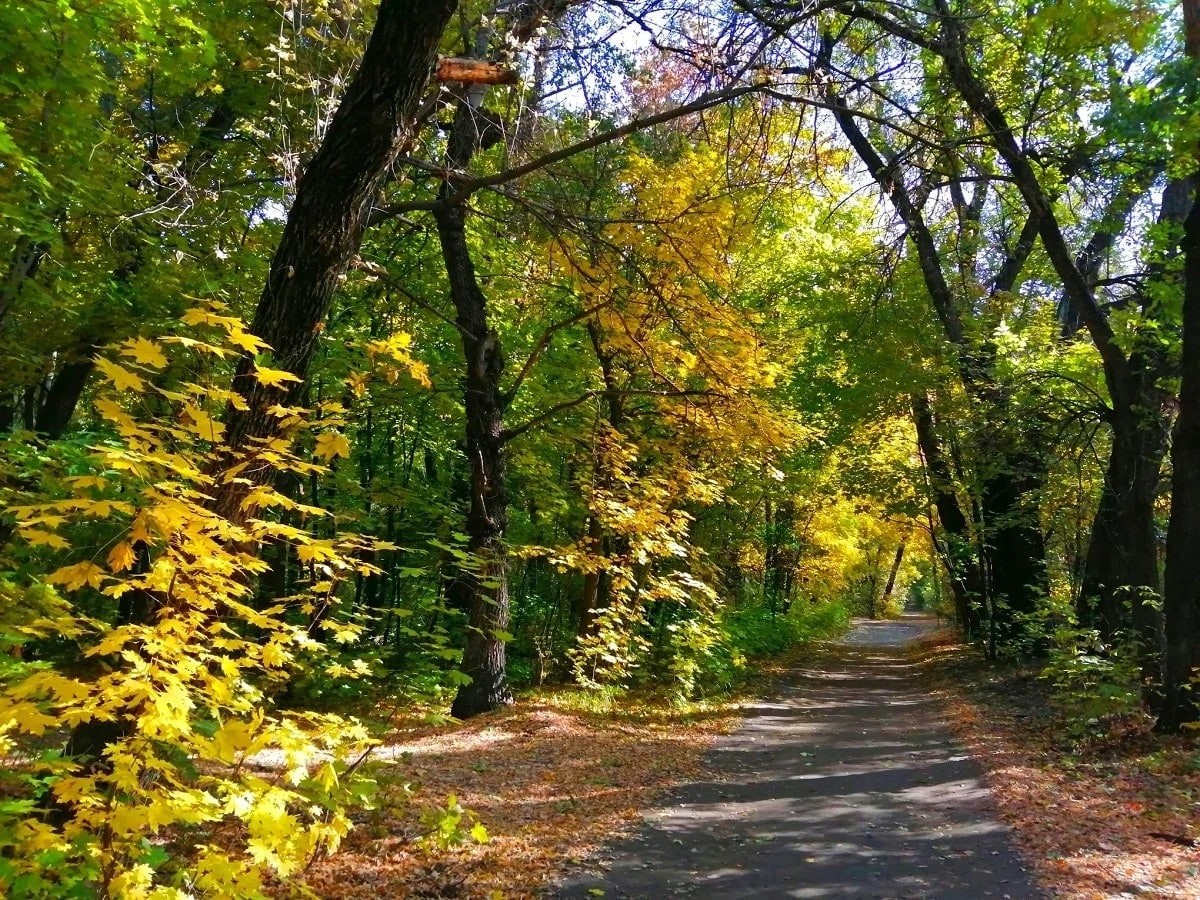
[314,430,352,461]
[119,336,170,369]
[0,314,383,897]
[94,355,148,393]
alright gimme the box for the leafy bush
[726,600,851,657]
[687,600,851,696]
[1040,625,1143,731]
[0,310,386,897]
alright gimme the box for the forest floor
[296,662,793,898]
[929,633,1200,899]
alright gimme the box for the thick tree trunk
[214,0,457,518]
[1159,190,1200,731]
[979,457,1048,649]
[1159,3,1200,730]
[35,351,97,439]
[1079,416,1166,645]
[1074,181,1182,686]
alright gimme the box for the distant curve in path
[554,615,1040,899]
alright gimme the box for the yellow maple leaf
[254,365,303,389]
[20,528,69,550]
[2,701,57,735]
[94,356,146,393]
[314,431,351,461]
[119,336,169,369]
[228,328,268,354]
[107,541,138,573]
[181,403,226,442]
[47,561,107,591]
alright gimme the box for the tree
[1158,0,1200,731]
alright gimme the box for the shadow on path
[553,615,1039,899]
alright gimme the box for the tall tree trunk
[912,394,983,637]
[576,515,608,638]
[434,72,517,717]
[1160,190,1200,730]
[1158,0,1200,732]
[438,199,514,719]
[1075,180,1182,676]
[213,0,457,518]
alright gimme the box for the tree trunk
[213,0,457,518]
[1079,415,1166,646]
[979,459,1048,649]
[882,541,906,606]
[437,199,514,719]
[912,394,983,637]
[35,351,96,439]
[1158,0,1200,727]
[1159,186,1200,731]
[576,514,605,637]
[575,320,624,642]
[1074,180,1182,685]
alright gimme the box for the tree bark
[1157,0,1200,732]
[912,394,983,637]
[437,198,515,719]
[214,0,457,518]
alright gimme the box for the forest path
[553,615,1040,899]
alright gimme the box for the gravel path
[553,615,1040,899]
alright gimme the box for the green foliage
[1033,594,1144,732]
[725,601,852,659]
[1040,628,1143,733]
[417,794,489,851]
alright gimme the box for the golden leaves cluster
[0,307,396,898]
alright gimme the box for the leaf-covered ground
[924,633,1200,899]
[295,685,754,899]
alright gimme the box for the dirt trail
[554,615,1040,899]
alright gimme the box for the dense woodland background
[0,0,1198,895]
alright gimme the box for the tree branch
[501,299,616,408]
